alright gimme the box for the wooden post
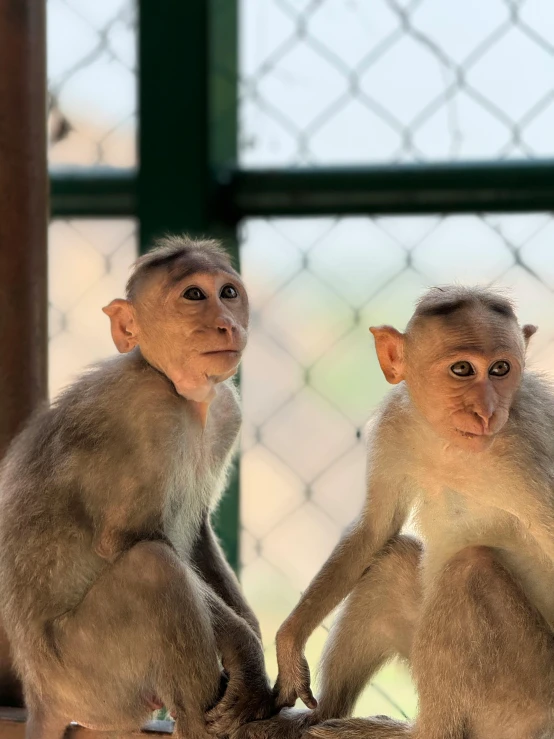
[0,0,48,706]
[0,0,48,455]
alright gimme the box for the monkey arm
[203,587,275,735]
[192,514,262,639]
[274,470,412,709]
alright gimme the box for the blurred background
[43,0,554,722]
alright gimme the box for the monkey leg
[24,696,71,739]
[234,536,421,739]
[308,545,554,739]
[26,540,222,739]
[316,535,421,722]
[412,545,554,739]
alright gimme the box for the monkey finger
[274,690,297,710]
[206,708,238,735]
[206,701,238,728]
[273,679,297,709]
[298,689,317,711]
[206,699,237,725]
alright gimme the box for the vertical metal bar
[209,0,240,572]
[138,0,239,569]
[138,0,210,251]
[0,0,47,705]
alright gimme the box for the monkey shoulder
[511,372,554,430]
[505,371,554,479]
[0,352,182,534]
[364,384,414,448]
[362,385,416,484]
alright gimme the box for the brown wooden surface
[0,709,174,736]
[0,0,48,707]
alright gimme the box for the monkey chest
[161,426,237,556]
[415,487,554,623]
[414,488,517,577]
[417,487,513,539]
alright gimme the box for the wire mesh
[48,220,137,399]
[239,211,554,718]
[240,0,554,165]
[47,0,137,168]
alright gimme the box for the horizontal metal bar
[50,168,137,218]
[50,160,554,220]
[216,159,554,219]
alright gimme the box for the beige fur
[0,237,272,739]
[242,287,554,739]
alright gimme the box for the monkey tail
[305,716,411,738]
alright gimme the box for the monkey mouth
[203,349,241,357]
[456,429,477,438]
[454,428,496,450]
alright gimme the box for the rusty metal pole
[0,0,48,706]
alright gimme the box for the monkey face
[135,269,249,400]
[405,312,525,452]
[104,269,249,403]
[372,308,528,453]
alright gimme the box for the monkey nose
[217,324,233,335]
[473,408,493,433]
[216,319,236,336]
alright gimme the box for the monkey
[237,285,554,739]
[0,236,275,739]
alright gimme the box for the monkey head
[370,288,537,452]
[102,239,249,405]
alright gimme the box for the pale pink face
[371,307,529,453]
[133,269,249,399]
[404,310,525,452]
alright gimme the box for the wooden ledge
[0,708,174,737]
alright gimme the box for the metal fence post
[138,0,240,569]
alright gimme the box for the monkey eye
[183,287,206,301]
[450,361,475,377]
[220,284,238,299]
[489,360,510,377]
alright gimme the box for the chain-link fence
[240,0,554,166]
[48,220,137,398]
[48,0,136,168]
[47,0,138,397]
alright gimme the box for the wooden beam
[0,710,174,737]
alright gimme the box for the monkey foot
[233,710,315,739]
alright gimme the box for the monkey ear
[102,299,139,353]
[369,325,405,384]
[522,324,538,347]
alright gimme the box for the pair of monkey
[0,235,553,739]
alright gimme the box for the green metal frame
[49,0,554,572]
[52,159,554,219]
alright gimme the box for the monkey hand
[205,669,275,736]
[274,631,317,710]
